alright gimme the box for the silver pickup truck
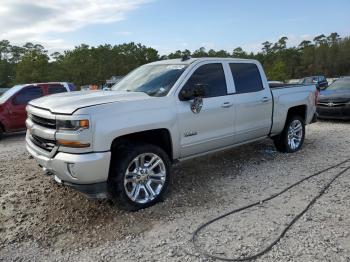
[26,58,318,210]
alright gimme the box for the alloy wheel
[124,153,166,204]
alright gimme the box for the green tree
[232,47,247,58]
[267,60,289,81]
[1,32,350,88]
[15,50,50,83]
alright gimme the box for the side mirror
[180,84,206,101]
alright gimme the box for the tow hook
[41,166,53,176]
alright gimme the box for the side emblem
[184,131,198,137]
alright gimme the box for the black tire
[273,115,305,153]
[108,142,171,211]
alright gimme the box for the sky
[0,0,349,55]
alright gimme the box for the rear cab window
[229,63,264,94]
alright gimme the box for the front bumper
[316,106,350,120]
[54,176,109,199]
[26,134,111,198]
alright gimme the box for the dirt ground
[0,120,350,262]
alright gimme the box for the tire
[0,125,3,140]
[273,115,305,153]
[108,142,171,211]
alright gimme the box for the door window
[182,63,227,98]
[12,86,43,105]
[229,63,264,93]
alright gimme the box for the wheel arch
[286,104,307,122]
[110,128,174,162]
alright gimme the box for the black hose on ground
[191,158,350,261]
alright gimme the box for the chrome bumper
[26,134,111,186]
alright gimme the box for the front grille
[30,134,56,152]
[317,101,347,107]
[30,114,56,129]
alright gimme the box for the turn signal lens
[57,140,90,148]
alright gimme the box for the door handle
[260,97,270,103]
[221,102,233,108]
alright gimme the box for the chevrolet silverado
[26,58,318,210]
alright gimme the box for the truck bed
[269,83,306,89]
[270,84,317,135]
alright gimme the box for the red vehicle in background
[0,82,76,138]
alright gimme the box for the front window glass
[182,63,227,98]
[112,64,187,97]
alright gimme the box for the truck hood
[29,91,152,114]
[319,89,350,103]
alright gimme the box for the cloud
[0,0,149,52]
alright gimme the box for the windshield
[0,85,24,104]
[326,79,350,90]
[111,64,187,96]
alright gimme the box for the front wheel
[108,143,171,211]
[273,115,305,153]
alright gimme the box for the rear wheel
[108,143,171,211]
[273,115,305,153]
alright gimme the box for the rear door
[176,62,235,158]
[9,86,45,130]
[228,62,272,143]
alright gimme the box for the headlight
[56,119,89,131]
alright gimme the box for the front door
[176,62,235,158]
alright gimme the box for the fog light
[67,163,77,178]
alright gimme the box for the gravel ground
[0,121,350,262]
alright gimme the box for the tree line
[0,32,349,88]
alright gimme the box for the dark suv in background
[300,75,328,90]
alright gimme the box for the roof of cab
[148,57,259,66]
